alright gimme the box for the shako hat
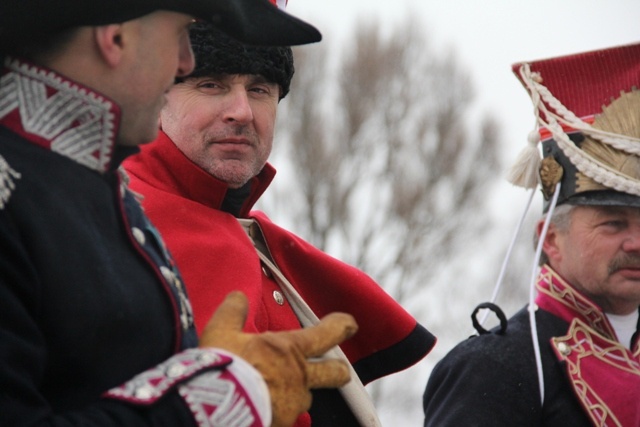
[0,0,321,50]
[509,43,640,211]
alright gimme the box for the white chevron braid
[1,58,116,172]
[105,348,269,427]
[0,154,20,209]
[179,371,257,427]
[104,349,228,403]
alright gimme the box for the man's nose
[622,226,640,252]
[222,89,254,124]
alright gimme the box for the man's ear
[93,24,125,68]
[539,220,561,263]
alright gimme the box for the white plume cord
[478,188,536,327]
[528,181,560,406]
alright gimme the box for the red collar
[0,56,121,173]
[126,131,275,217]
[535,265,619,341]
[536,266,640,426]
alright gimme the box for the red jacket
[125,131,436,425]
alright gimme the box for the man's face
[160,74,279,188]
[543,205,640,314]
[117,11,195,146]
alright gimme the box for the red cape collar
[0,56,121,173]
[127,131,275,217]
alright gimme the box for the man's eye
[603,220,625,228]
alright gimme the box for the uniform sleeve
[105,348,271,427]
[422,335,541,427]
[0,206,270,426]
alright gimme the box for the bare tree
[265,16,502,305]
[258,14,513,423]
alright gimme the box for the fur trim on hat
[185,22,294,100]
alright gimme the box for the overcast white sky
[288,0,640,216]
[288,0,640,140]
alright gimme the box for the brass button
[557,342,571,356]
[273,290,284,305]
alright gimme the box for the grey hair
[534,203,575,266]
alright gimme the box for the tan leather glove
[199,291,358,427]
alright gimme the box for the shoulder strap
[238,218,382,427]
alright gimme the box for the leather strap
[239,218,382,427]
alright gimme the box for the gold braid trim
[536,268,616,339]
[553,319,640,427]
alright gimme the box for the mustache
[207,125,257,141]
[608,254,640,274]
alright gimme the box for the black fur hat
[186,21,294,99]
